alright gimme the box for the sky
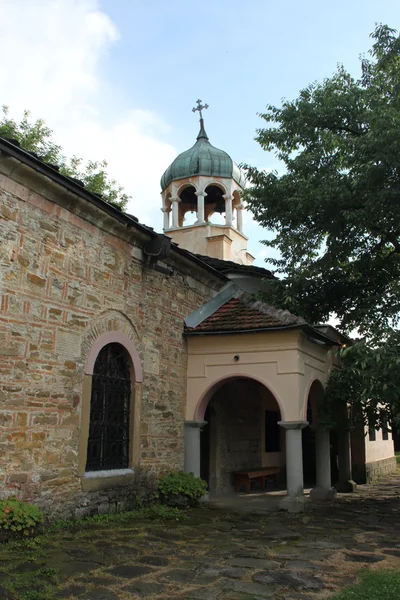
[1,0,400,266]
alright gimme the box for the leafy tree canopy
[324,330,400,429]
[244,24,400,337]
[244,25,400,426]
[0,106,129,210]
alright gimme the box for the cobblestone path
[1,471,399,600]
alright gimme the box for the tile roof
[185,293,305,334]
[194,254,273,278]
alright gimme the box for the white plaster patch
[144,346,160,375]
[56,330,82,357]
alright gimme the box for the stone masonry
[0,165,222,518]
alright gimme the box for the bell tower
[160,101,254,265]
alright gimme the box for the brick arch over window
[85,331,143,382]
[82,310,142,382]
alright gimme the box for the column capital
[195,190,207,197]
[222,194,233,200]
[236,203,245,210]
[185,420,207,429]
[161,207,171,213]
[170,195,181,203]
[278,420,309,430]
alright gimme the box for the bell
[214,198,225,214]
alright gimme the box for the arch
[82,310,142,381]
[176,181,199,196]
[85,331,143,382]
[303,378,325,423]
[163,191,172,210]
[194,373,285,421]
[201,180,228,195]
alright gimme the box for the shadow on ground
[1,470,399,600]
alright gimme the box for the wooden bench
[234,467,280,493]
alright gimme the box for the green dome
[160,121,245,191]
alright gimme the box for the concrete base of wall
[366,456,397,483]
[35,469,158,521]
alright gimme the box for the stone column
[161,207,170,231]
[278,420,308,512]
[223,195,233,226]
[336,429,357,492]
[195,191,206,224]
[310,428,337,501]
[184,420,207,478]
[170,196,181,228]
[236,203,244,232]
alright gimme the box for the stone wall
[365,456,397,483]
[208,380,262,493]
[0,169,220,518]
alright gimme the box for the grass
[330,571,400,599]
[395,451,400,464]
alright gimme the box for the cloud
[0,0,176,228]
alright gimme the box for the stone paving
[1,470,400,600]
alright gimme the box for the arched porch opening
[302,379,324,485]
[199,376,283,494]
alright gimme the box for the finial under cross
[192,99,209,120]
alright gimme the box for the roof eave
[185,322,341,345]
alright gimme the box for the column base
[335,480,357,493]
[279,495,308,513]
[310,486,337,502]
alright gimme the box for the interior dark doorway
[199,377,282,494]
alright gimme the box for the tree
[324,331,400,430]
[244,25,400,426]
[0,106,129,210]
[244,25,400,337]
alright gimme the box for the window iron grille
[86,343,131,471]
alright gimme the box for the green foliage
[330,570,400,600]
[0,498,43,536]
[157,471,207,507]
[244,24,400,336]
[323,331,400,427]
[0,106,129,210]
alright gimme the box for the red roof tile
[185,295,304,334]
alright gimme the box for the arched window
[86,343,131,471]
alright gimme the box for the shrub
[0,499,44,539]
[157,471,207,508]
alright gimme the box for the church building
[0,103,396,517]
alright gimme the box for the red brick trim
[85,331,143,382]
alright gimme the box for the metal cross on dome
[192,99,209,120]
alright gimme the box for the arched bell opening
[177,184,197,226]
[204,184,227,224]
